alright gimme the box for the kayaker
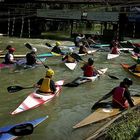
[128,57,140,73]
[26,47,40,66]
[3,47,16,64]
[81,58,99,77]
[75,33,86,47]
[51,41,64,55]
[110,41,120,54]
[62,48,76,63]
[92,78,134,110]
[34,69,56,94]
[79,43,88,54]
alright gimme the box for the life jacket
[4,53,14,64]
[39,78,52,93]
[135,64,140,72]
[112,86,128,109]
[26,53,36,65]
[111,47,119,54]
[83,65,95,77]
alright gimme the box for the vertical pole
[133,23,135,38]
[11,17,15,36]
[28,18,31,38]
[7,10,10,36]
[70,20,73,37]
[116,22,119,40]
[20,17,24,38]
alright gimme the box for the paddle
[24,43,49,68]
[91,93,111,110]
[106,74,119,80]
[0,123,33,136]
[71,53,85,62]
[45,42,53,48]
[7,80,64,93]
[7,86,34,93]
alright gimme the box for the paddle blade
[71,53,83,61]
[8,123,33,136]
[7,86,24,93]
[45,42,52,47]
[25,43,32,50]
[108,74,119,80]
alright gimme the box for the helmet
[69,48,73,53]
[56,41,61,46]
[123,78,133,86]
[9,47,16,52]
[32,47,37,52]
[46,69,54,77]
[88,58,94,65]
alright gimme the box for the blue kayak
[0,116,48,140]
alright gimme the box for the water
[0,36,139,140]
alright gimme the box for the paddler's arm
[99,89,114,101]
[124,89,134,107]
[91,89,114,110]
[50,80,56,93]
[34,78,43,88]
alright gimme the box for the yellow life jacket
[39,78,51,93]
[135,64,140,72]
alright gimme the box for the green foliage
[105,109,140,140]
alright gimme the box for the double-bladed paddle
[24,43,49,69]
[7,86,34,93]
[45,42,53,48]
[91,93,111,110]
[0,123,33,136]
[7,80,64,93]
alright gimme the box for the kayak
[65,62,77,70]
[11,80,64,115]
[107,53,120,60]
[0,63,13,69]
[121,63,140,77]
[78,49,97,56]
[131,55,138,62]
[0,115,48,140]
[64,68,108,87]
[73,95,140,129]
[0,52,62,58]
[0,58,46,70]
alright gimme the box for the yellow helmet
[56,41,61,46]
[46,69,55,77]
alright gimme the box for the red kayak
[11,80,64,115]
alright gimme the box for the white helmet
[69,48,73,53]
[32,47,37,52]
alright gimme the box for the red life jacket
[112,86,128,109]
[83,65,95,77]
[111,47,119,54]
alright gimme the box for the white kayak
[11,80,64,115]
[78,50,97,56]
[107,53,120,60]
[65,62,77,70]
[64,68,108,87]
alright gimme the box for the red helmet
[9,47,16,52]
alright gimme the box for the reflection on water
[0,37,139,140]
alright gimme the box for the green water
[0,36,139,140]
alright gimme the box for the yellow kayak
[121,63,140,77]
[73,95,140,129]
